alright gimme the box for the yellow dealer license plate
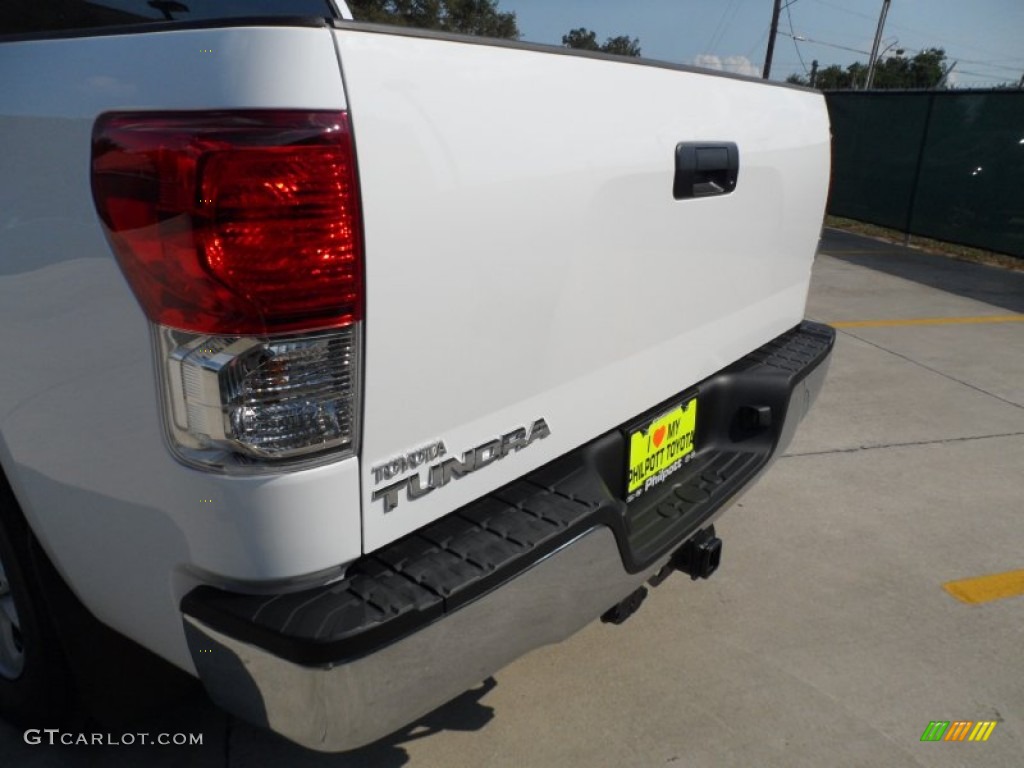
[626,398,697,502]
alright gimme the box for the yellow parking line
[943,569,1024,605]
[831,315,1024,329]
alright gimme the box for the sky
[500,0,1024,87]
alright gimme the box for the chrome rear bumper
[183,321,834,751]
[185,526,663,751]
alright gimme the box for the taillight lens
[91,111,364,469]
[157,325,360,462]
[91,110,362,335]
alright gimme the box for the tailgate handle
[673,142,739,200]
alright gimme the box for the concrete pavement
[3,229,1022,766]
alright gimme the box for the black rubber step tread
[740,321,833,375]
[493,481,593,529]
[491,480,549,508]
[182,321,835,667]
[181,484,591,665]
[522,491,594,529]
[249,585,374,637]
[462,500,561,547]
[525,456,609,509]
[422,518,526,573]
[301,582,403,640]
[391,546,484,598]
[419,513,480,546]
[189,560,446,665]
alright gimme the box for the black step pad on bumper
[182,321,834,667]
[185,481,600,666]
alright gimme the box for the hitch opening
[672,527,722,580]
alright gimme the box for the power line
[809,0,1024,67]
[808,0,877,23]
[884,19,1024,63]
[777,30,871,57]
[706,0,743,53]
[745,27,771,59]
[946,57,1024,74]
[954,68,1018,81]
[786,0,808,74]
[782,33,1024,83]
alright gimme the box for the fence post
[902,91,937,247]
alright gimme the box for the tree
[347,0,520,39]
[600,35,643,58]
[562,27,642,57]
[788,48,950,90]
[561,27,600,51]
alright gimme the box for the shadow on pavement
[225,677,498,767]
[820,228,1024,314]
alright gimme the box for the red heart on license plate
[653,425,667,448]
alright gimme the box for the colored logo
[653,425,667,448]
[920,720,997,742]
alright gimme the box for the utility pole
[810,59,819,88]
[865,0,892,90]
[762,0,783,80]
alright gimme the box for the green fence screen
[825,90,1024,258]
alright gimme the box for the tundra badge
[371,419,551,512]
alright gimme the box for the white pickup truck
[0,0,833,752]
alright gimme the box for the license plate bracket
[625,397,698,503]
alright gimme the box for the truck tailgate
[332,26,831,550]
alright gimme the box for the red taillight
[91,110,363,335]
